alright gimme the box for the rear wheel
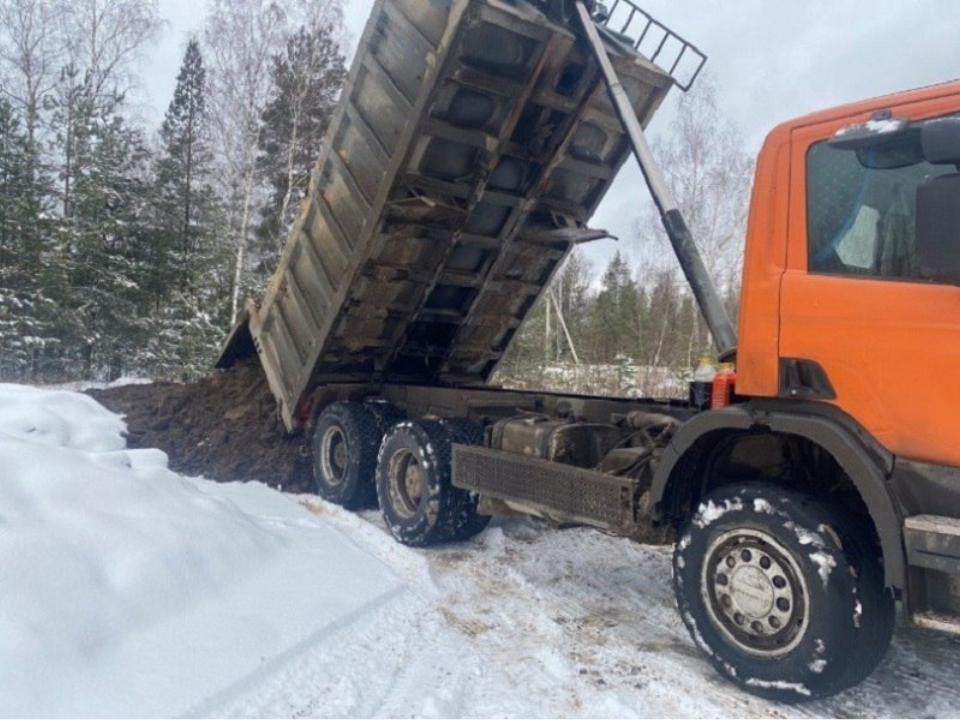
[377,419,488,547]
[673,483,894,702]
[364,400,406,434]
[311,401,381,509]
[438,417,483,445]
[439,417,490,541]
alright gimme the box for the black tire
[439,417,491,541]
[310,401,381,510]
[827,507,896,695]
[438,417,484,445]
[673,483,895,702]
[376,419,487,547]
[364,400,406,434]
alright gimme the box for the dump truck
[219,0,960,702]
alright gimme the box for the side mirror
[830,111,923,169]
[830,111,911,151]
[921,117,960,165]
[916,173,960,284]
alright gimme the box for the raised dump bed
[219,0,676,431]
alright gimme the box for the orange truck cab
[740,80,960,467]
[651,79,960,699]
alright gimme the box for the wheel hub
[728,564,775,618]
[404,464,424,505]
[387,449,425,518]
[333,442,348,469]
[703,528,809,657]
[320,427,348,486]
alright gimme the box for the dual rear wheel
[311,401,488,546]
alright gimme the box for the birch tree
[256,20,346,262]
[0,0,66,143]
[60,0,162,105]
[203,0,347,320]
[202,0,289,321]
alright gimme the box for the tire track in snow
[362,629,480,719]
[204,502,541,718]
[185,584,410,718]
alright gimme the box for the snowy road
[207,499,960,719]
[3,384,960,718]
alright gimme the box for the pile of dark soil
[88,360,314,492]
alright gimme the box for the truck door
[779,104,960,466]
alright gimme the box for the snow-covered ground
[3,384,960,718]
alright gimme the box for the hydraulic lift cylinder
[574,1,738,354]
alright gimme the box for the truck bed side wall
[220,0,673,431]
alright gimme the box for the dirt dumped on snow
[87,360,313,492]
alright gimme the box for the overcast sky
[145,0,959,273]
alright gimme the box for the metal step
[904,515,960,575]
[452,444,639,534]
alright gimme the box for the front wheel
[673,484,894,702]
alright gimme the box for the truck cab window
[806,130,950,279]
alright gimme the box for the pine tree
[151,39,210,311]
[0,98,45,378]
[42,69,151,380]
[158,41,209,267]
[75,93,150,379]
[0,0,167,382]
[143,39,227,379]
[590,250,641,364]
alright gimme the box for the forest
[0,0,347,381]
[0,0,753,397]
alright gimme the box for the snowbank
[0,385,401,717]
